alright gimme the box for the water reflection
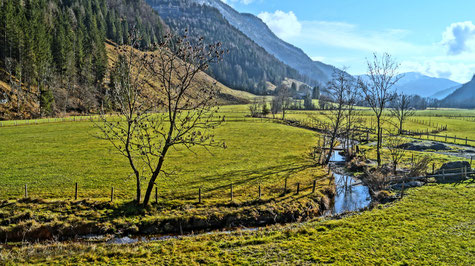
[329,151,345,162]
[331,173,371,214]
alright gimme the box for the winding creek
[328,151,372,215]
[106,150,373,244]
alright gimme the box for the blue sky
[223,0,475,83]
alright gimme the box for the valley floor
[1,105,475,264]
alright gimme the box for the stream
[106,150,372,244]
[328,150,372,214]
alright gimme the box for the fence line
[279,116,475,147]
[9,175,328,204]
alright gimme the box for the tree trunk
[142,145,170,206]
[325,136,336,165]
[376,118,382,166]
[135,172,141,203]
[399,119,403,135]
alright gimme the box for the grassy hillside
[0,104,474,263]
[104,42,254,106]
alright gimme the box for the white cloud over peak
[258,10,302,39]
[442,21,475,55]
[254,9,475,83]
[221,0,255,5]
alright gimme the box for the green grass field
[1,181,473,264]
[282,107,475,145]
[1,104,475,264]
[2,105,475,201]
[0,106,326,202]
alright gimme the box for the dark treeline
[0,0,165,119]
[147,0,305,95]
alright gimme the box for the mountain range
[442,75,475,108]
[190,0,339,85]
[153,0,466,102]
[146,0,306,95]
[357,72,461,99]
[394,72,461,98]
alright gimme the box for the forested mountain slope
[191,0,339,85]
[442,75,475,108]
[147,0,305,95]
[0,0,166,119]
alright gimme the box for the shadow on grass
[178,161,323,198]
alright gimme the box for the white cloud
[255,10,475,83]
[442,21,475,55]
[400,59,475,83]
[221,0,255,5]
[297,20,424,55]
[258,10,302,39]
[311,56,326,62]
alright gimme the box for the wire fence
[11,173,330,204]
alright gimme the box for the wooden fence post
[284,178,288,194]
[296,183,300,195]
[111,187,114,202]
[466,137,468,145]
[432,163,435,175]
[24,184,28,198]
[230,184,234,202]
[312,180,316,194]
[401,182,405,199]
[258,185,261,199]
[442,169,445,181]
[155,187,158,204]
[75,183,78,200]
[198,187,202,204]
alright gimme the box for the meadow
[1,104,474,257]
[1,181,473,264]
[2,105,475,201]
[0,105,328,202]
[284,107,475,145]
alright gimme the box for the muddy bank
[0,188,335,243]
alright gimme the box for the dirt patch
[399,141,452,151]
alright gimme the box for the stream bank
[107,150,374,245]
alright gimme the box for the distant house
[0,93,8,104]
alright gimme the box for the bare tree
[342,74,362,154]
[97,31,226,206]
[358,53,401,167]
[248,98,260,117]
[317,70,356,165]
[318,95,330,110]
[270,96,281,119]
[276,85,291,119]
[390,93,415,134]
[385,133,408,174]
